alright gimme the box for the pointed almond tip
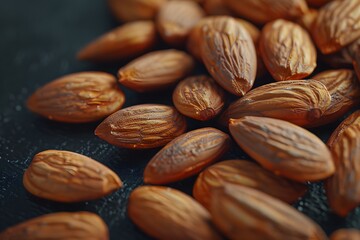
[228,118,237,126]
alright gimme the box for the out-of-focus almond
[27,72,125,123]
[229,116,335,182]
[95,104,187,149]
[0,212,108,240]
[221,80,331,127]
[306,0,332,8]
[172,75,225,121]
[144,127,230,184]
[193,160,307,209]
[118,49,195,92]
[77,21,157,62]
[128,186,222,240]
[330,229,360,240]
[297,8,318,34]
[203,0,232,16]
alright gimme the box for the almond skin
[77,21,157,62]
[260,20,317,81]
[330,229,360,240]
[23,150,122,202]
[157,1,205,46]
[95,104,187,149]
[297,8,318,32]
[0,212,108,240]
[326,124,360,217]
[312,0,360,54]
[118,49,195,92]
[201,16,257,96]
[221,80,332,127]
[193,160,307,209]
[144,127,230,184]
[229,116,335,182]
[173,75,225,121]
[128,186,222,240]
[203,0,232,16]
[27,72,125,123]
[210,184,328,240]
[354,49,360,81]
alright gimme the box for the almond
[172,75,225,121]
[203,0,232,16]
[95,104,187,149]
[118,49,195,92]
[201,16,257,96]
[128,186,222,240]
[157,1,205,46]
[221,80,332,127]
[23,150,122,202]
[0,212,108,240]
[210,184,328,240]
[326,124,360,217]
[297,8,318,32]
[322,38,360,68]
[229,116,335,182]
[144,127,230,184]
[260,19,317,81]
[27,72,125,123]
[312,0,360,54]
[77,21,157,62]
[330,229,360,240]
[193,160,307,209]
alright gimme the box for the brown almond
[229,116,335,182]
[221,80,332,127]
[321,38,360,68]
[172,75,225,121]
[223,0,308,24]
[260,19,317,81]
[201,16,257,96]
[193,160,307,209]
[27,72,125,123]
[0,212,108,240]
[326,124,360,216]
[312,0,360,54]
[210,184,328,240]
[118,49,195,92]
[77,21,157,62]
[330,229,360,240]
[23,150,122,202]
[128,186,222,240]
[95,104,187,149]
[203,0,232,16]
[144,127,230,184]
[297,8,318,32]
[157,1,205,46]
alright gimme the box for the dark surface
[0,0,359,239]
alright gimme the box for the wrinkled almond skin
[221,80,332,127]
[0,212,108,240]
[330,229,360,240]
[157,1,205,46]
[193,160,307,209]
[128,186,222,240]
[297,8,318,32]
[223,0,308,24]
[77,21,157,62]
[229,116,335,182]
[144,127,230,184]
[312,0,360,54]
[118,49,195,92]
[173,75,225,121]
[327,124,360,217]
[27,72,125,123]
[95,104,187,149]
[201,16,257,96]
[23,150,122,202]
[260,20,317,81]
[210,184,328,240]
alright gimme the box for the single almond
[193,160,307,209]
[210,184,328,240]
[27,72,125,123]
[0,212,108,240]
[144,127,230,184]
[172,75,225,121]
[128,186,222,240]
[118,49,195,92]
[95,104,187,149]
[221,80,332,127]
[330,229,360,240]
[229,116,335,182]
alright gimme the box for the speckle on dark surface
[0,0,359,239]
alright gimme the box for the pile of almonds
[2,0,360,239]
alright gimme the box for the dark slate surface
[0,0,359,239]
